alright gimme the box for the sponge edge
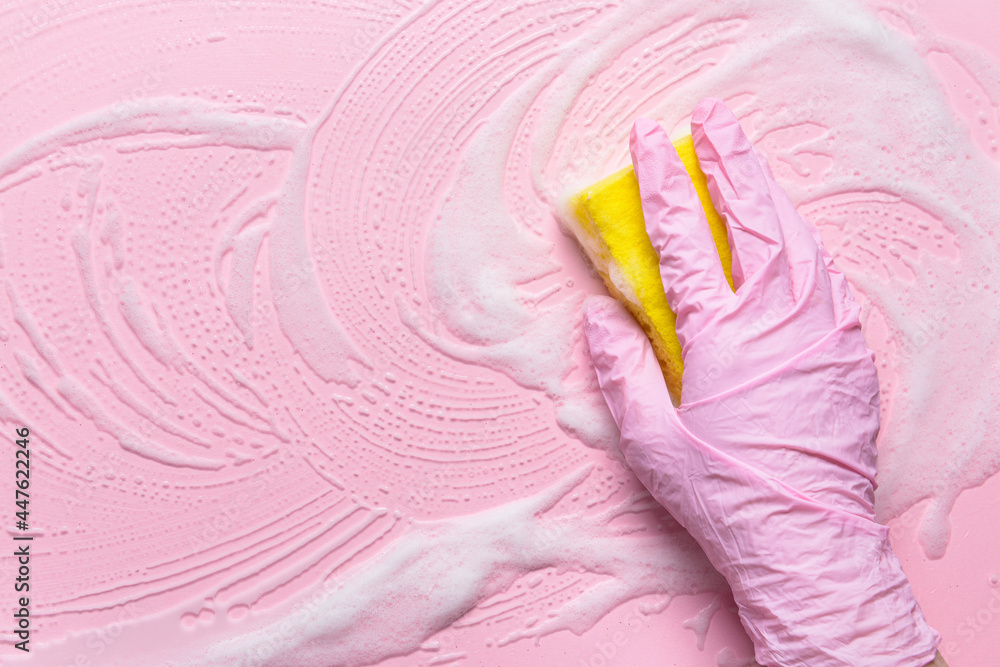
[566,135,734,405]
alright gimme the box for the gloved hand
[583,99,941,666]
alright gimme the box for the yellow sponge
[567,135,734,405]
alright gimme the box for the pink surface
[0,0,996,665]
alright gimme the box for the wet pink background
[0,0,997,665]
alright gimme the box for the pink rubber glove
[584,99,941,666]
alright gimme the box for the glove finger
[630,117,730,346]
[691,98,790,297]
[770,181,859,325]
[750,148,836,323]
[583,296,674,436]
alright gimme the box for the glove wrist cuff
[721,516,941,666]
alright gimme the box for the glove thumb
[583,296,675,446]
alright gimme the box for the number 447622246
[15,427,29,531]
